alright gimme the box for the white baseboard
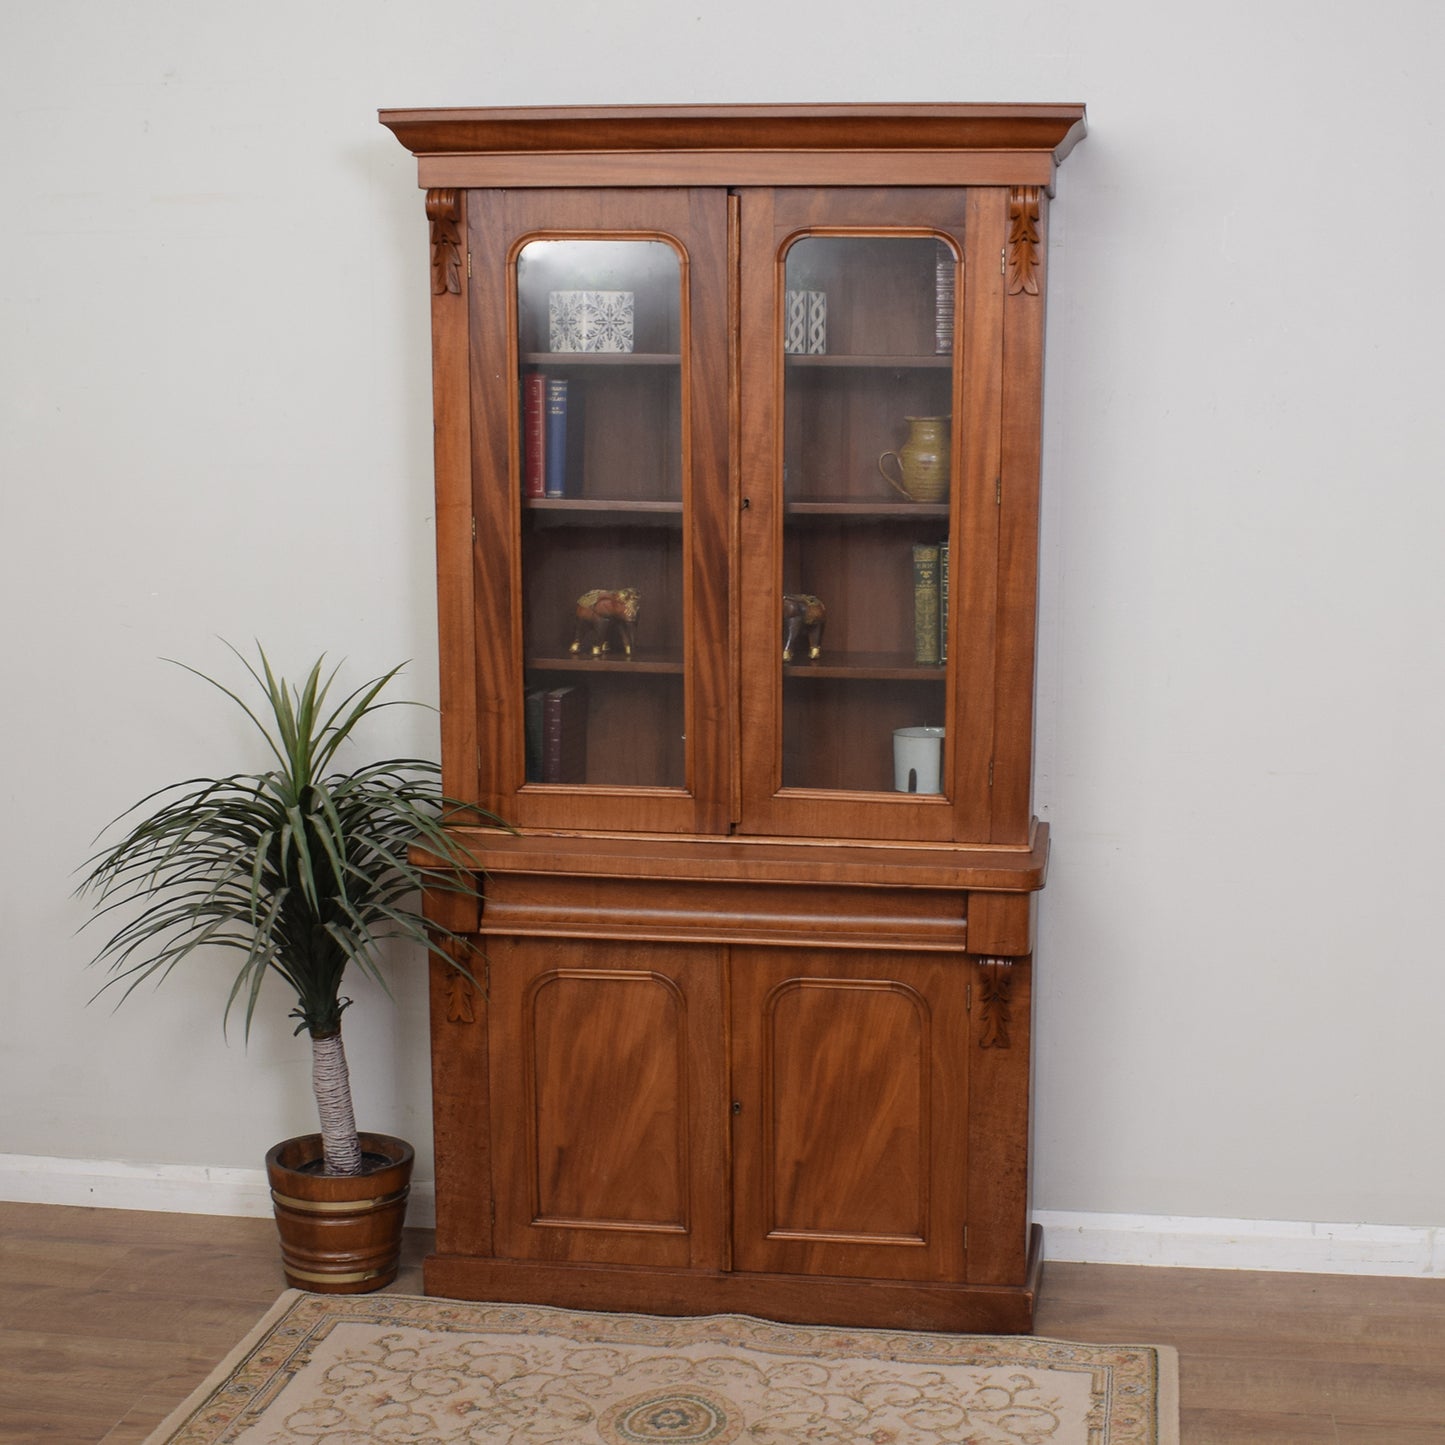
[1034,1209,1445,1277]
[0,1153,436,1229]
[1,1155,1437,1276]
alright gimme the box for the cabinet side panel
[468,192,524,816]
[966,953,1033,1284]
[993,188,1050,844]
[427,947,492,1258]
[427,190,481,804]
[954,188,1007,840]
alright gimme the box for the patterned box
[549,291,635,353]
[784,290,809,354]
[784,290,826,354]
[806,290,827,355]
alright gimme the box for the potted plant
[78,645,499,1292]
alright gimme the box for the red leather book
[523,373,546,498]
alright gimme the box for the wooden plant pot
[265,1132,414,1294]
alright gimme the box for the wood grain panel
[527,969,688,1229]
[731,948,967,1283]
[966,954,1033,1285]
[487,937,726,1270]
[414,152,1066,192]
[765,978,929,1241]
[414,821,1049,893]
[473,872,969,951]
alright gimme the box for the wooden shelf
[783,651,948,681]
[525,651,943,680]
[785,353,951,369]
[523,352,681,366]
[525,497,681,514]
[527,652,683,675]
[785,500,950,520]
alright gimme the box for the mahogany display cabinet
[381,103,1085,1333]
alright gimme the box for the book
[935,243,955,355]
[912,543,941,665]
[523,374,547,498]
[544,378,568,497]
[524,688,545,782]
[542,685,587,783]
[939,542,950,663]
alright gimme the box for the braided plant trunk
[311,1029,364,1175]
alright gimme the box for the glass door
[469,190,730,835]
[516,238,686,789]
[739,189,997,843]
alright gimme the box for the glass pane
[780,236,956,795]
[516,239,686,789]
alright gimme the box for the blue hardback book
[544,378,568,497]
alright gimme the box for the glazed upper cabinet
[382,104,1084,1334]
[383,105,1083,846]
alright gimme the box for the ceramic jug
[879,416,950,503]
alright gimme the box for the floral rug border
[149,1289,1179,1444]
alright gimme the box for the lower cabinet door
[731,946,970,1283]
[488,936,727,1269]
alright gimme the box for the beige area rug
[148,1290,1178,1444]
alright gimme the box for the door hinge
[467,250,472,280]
[1001,247,1006,276]
[996,476,1002,505]
[489,1198,496,1228]
[965,982,973,1011]
[471,515,477,542]
[988,760,995,788]
[963,1224,969,1251]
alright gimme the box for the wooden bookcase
[382,104,1085,1333]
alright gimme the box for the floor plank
[2,1204,1442,1443]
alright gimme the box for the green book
[912,543,941,665]
[939,541,950,663]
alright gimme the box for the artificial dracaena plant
[78,645,500,1176]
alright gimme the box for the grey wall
[3,0,1442,1234]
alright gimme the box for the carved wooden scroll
[444,971,476,1024]
[426,188,463,296]
[978,958,1015,1049]
[1007,187,1042,297]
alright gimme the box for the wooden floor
[2,1202,1442,1443]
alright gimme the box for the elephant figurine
[782,593,826,662]
[570,587,641,658]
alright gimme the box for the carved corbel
[444,972,476,1024]
[977,957,1015,1049]
[426,188,463,296]
[1006,187,1042,297]
[434,933,483,1025]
